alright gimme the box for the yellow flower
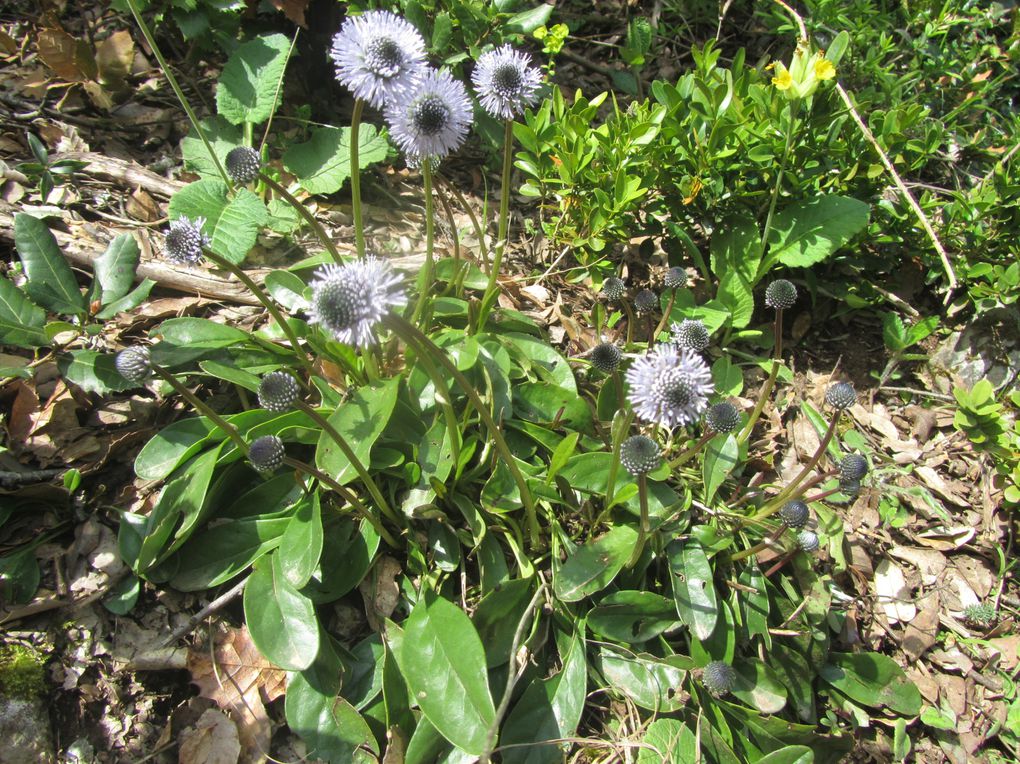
[814,58,836,81]
[772,67,793,91]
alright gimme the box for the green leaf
[703,433,738,502]
[472,577,535,668]
[668,538,718,640]
[399,592,496,755]
[244,554,320,670]
[587,590,679,643]
[315,377,399,486]
[820,652,921,716]
[58,349,135,394]
[597,646,687,712]
[93,233,140,306]
[283,125,389,196]
[286,643,378,764]
[155,317,250,347]
[216,33,291,126]
[553,524,639,603]
[95,278,155,319]
[882,312,908,352]
[168,179,269,264]
[504,4,554,33]
[731,659,788,714]
[0,278,48,348]
[265,270,309,311]
[278,493,323,589]
[766,196,870,269]
[501,628,587,764]
[638,718,697,764]
[169,515,290,591]
[755,746,815,764]
[102,574,140,615]
[710,214,760,282]
[0,549,40,604]
[14,213,85,314]
[717,271,754,328]
[300,519,379,603]
[181,115,244,178]
[134,418,216,481]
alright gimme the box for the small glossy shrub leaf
[820,652,921,716]
[169,515,290,591]
[244,554,320,670]
[501,628,587,764]
[400,592,496,754]
[637,718,697,764]
[216,33,291,126]
[587,591,679,643]
[58,349,135,394]
[703,433,738,502]
[283,125,389,196]
[755,746,815,764]
[668,538,718,640]
[766,195,870,269]
[315,377,399,486]
[597,646,687,712]
[0,278,47,348]
[14,213,85,314]
[553,524,638,602]
[93,233,139,305]
[278,493,323,589]
[731,658,788,714]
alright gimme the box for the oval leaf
[244,554,320,670]
[14,213,84,314]
[668,538,718,640]
[553,524,639,603]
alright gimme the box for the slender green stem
[623,300,638,351]
[350,99,366,258]
[412,161,436,327]
[201,249,312,370]
[602,409,635,516]
[385,314,540,547]
[259,173,343,264]
[746,409,842,525]
[627,475,650,568]
[738,308,785,444]
[282,457,399,548]
[757,99,800,264]
[669,430,714,469]
[296,401,399,526]
[729,524,785,562]
[440,176,489,273]
[124,0,230,187]
[652,291,677,343]
[150,366,248,451]
[475,120,515,332]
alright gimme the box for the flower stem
[757,99,801,265]
[412,161,436,327]
[602,408,635,517]
[475,120,515,333]
[150,365,248,452]
[295,401,400,527]
[124,0,230,187]
[627,475,650,568]
[737,307,785,444]
[651,291,677,343]
[669,430,714,469]
[258,173,343,264]
[729,524,785,562]
[350,99,367,258]
[384,314,540,547]
[201,249,312,371]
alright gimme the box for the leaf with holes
[668,538,718,640]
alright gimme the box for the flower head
[779,500,810,529]
[625,344,714,428]
[702,661,737,697]
[634,289,658,314]
[663,266,686,290]
[839,453,868,482]
[165,215,209,265]
[258,371,300,413]
[225,146,261,184]
[825,381,857,410]
[771,44,836,100]
[329,10,428,109]
[601,277,626,302]
[471,45,542,120]
[764,279,797,310]
[307,256,406,347]
[385,68,473,161]
[797,530,820,552]
[620,435,661,476]
[248,435,285,474]
[115,346,152,384]
[671,319,710,352]
[704,402,740,433]
[590,342,622,373]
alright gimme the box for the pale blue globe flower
[471,45,542,120]
[625,344,714,428]
[385,68,473,161]
[307,256,407,347]
[329,10,428,110]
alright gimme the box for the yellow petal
[772,69,793,90]
[814,59,836,80]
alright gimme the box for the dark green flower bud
[115,346,152,384]
[663,266,686,290]
[779,500,810,529]
[703,661,737,697]
[620,435,661,476]
[258,371,300,413]
[590,342,623,373]
[248,435,285,474]
[704,402,740,433]
[764,279,797,310]
[601,277,626,302]
[825,382,857,410]
[634,289,658,314]
[671,319,710,352]
[225,146,261,184]
[839,453,868,482]
[797,530,820,552]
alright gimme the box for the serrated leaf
[181,115,244,178]
[94,233,140,306]
[216,33,291,126]
[14,213,85,314]
[0,278,48,348]
[766,196,870,269]
[283,125,389,196]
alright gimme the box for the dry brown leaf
[127,187,160,221]
[900,591,939,660]
[95,30,134,85]
[874,558,916,624]
[914,526,975,551]
[37,27,96,82]
[178,708,241,764]
[188,626,287,764]
[952,555,995,600]
[888,546,947,585]
[359,555,401,632]
[914,465,968,506]
[988,635,1020,671]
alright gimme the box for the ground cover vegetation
[0,0,1018,761]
